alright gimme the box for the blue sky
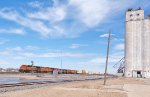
[0,0,150,73]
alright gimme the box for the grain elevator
[125,8,150,78]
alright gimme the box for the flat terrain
[0,73,103,84]
[1,77,149,97]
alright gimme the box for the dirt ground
[0,77,146,97]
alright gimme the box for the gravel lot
[0,78,132,97]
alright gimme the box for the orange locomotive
[19,65,52,73]
[19,65,37,73]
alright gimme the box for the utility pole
[31,61,34,66]
[60,51,63,74]
[103,31,111,85]
[31,61,34,74]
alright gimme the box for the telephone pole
[31,61,34,66]
[31,60,34,74]
[103,30,111,85]
[60,51,63,74]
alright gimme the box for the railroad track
[0,81,55,88]
[0,77,109,88]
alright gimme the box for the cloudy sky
[0,0,149,73]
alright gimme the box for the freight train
[19,65,78,74]
[19,65,100,74]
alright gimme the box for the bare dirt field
[0,77,148,97]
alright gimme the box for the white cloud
[99,33,115,38]
[28,6,66,22]
[11,47,23,51]
[21,52,35,58]
[114,43,124,51]
[69,0,136,27]
[0,0,139,38]
[99,34,108,38]
[0,8,69,38]
[0,46,92,59]
[25,45,39,50]
[28,1,43,8]
[0,9,51,37]
[0,46,39,57]
[20,52,91,58]
[0,28,25,35]
[9,46,38,52]
[69,0,110,27]
[113,38,124,42]
[69,44,88,49]
[78,51,124,66]
[62,52,90,58]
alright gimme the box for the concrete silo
[142,17,150,77]
[125,8,150,78]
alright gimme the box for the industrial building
[125,8,150,78]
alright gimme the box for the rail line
[0,81,56,88]
[0,78,105,88]
[0,75,116,88]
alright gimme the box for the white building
[125,8,150,78]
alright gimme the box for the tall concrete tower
[143,14,150,77]
[125,8,150,78]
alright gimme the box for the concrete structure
[125,8,150,78]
